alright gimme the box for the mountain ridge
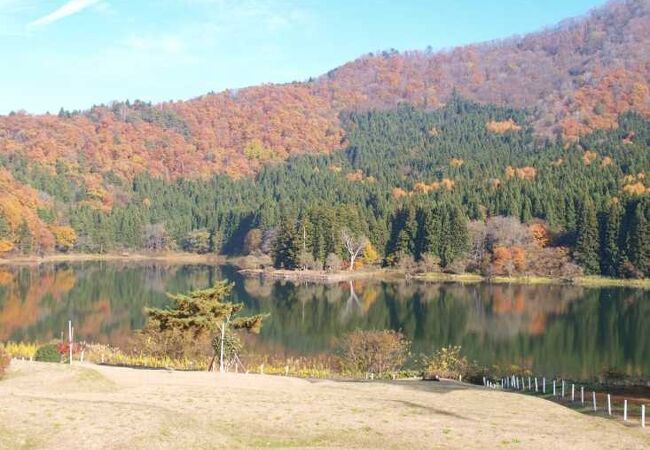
[1,0,648,182]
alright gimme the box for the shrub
[397,255,417,273]
[325,253,343,271]
[423,346,470,380]
[34,344,61,363]
[4,342,38,359]
[417,253,441,273]
[0,346,10,378]
[132,327,212,361]
[211,331,243,372]
[337,330,410,376]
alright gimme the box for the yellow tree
[51,226,78,252]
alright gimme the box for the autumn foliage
[492,246,527,276]
[486,119,521,133]
[0,1,648,256]
[0,0,647,191]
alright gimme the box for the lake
[1,262,648,379]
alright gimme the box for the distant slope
[1,0,648,185]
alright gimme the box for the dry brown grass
[1,360,648,449]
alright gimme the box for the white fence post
[553,380,556,396]
[593,391,597,412]
[571,384,575,402]
[607,394,612,416]
[543,377,546,394]
[534,377,538,392]
[581,386,584,405]
[624,400,627,421]
[642,405,646,428]
[68,320,73,365]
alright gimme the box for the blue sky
[0,0,606,114]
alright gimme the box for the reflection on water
[0,262,648,379]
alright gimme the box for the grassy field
[1,360,648,449]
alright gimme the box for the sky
[0,0,607,114]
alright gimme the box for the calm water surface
[1,262,648,379]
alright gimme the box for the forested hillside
[1,96,648,278]
[0,0,648,278]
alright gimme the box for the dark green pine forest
[2,97,649,278]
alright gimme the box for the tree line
[0,98,648,277]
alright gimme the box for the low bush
[337,330,410,376]
[423,346,469,380]
[0,345,10,378]
[4,342,38,359]
[34,344,61,363]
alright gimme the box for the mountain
[0,0,648,278]
[2,1,649,179]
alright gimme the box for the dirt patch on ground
[1,360,648,449]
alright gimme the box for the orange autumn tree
[492,246,527,276]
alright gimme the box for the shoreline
[238,266,649,289]
[411,272,650,289]
[0,252,225,266]
[237,268,403,283]
[0,253,647,288]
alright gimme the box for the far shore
[240,266,650,289]
[1,252,647,289]
[238,267,404,284]
[411,272,650,289]
[0,252,225,266]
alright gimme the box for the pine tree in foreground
[145,281,268,373]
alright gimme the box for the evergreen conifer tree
[575,197,600,274]
[600,201,621,277]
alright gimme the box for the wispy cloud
[29,0,101,27]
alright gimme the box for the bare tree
[143,223,172,252]
[341,229,368,271]
[485,216,532,249]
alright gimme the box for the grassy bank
[412,272,650,289]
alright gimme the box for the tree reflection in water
[0,262,648,379]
